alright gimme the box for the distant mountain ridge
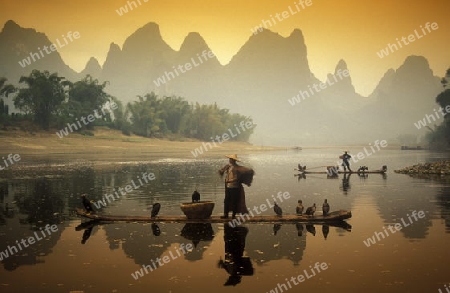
[0,20,444,145]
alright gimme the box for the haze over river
[0,148,449,293]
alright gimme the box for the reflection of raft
[180,201,215,219]
[75,209,351,223]
[299,170,386,174]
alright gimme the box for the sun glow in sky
[1,0,449,96]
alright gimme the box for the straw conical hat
[225,154,240,162]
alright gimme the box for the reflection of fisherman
[218,154,254,219]
[341,151,352,172]
[218,225,254,286]
[340,173,351,194]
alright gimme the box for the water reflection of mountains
[77,221,351,267]
[2,161,450,273]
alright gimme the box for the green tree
[160,96,190,134]
[14,70,67,130]
[109,96,132,135]
[61,75,111,130]
[426,68,450,148]
[0,77,16,116]
[126,92,165,137]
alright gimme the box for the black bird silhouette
[297,164,306,172]
[296,200,304,215]
[273,202,282,217]
[305,203,316,216]
[192,190,200,202]
[151,203,161,218]
[81,194,94,213]
[322,199,330,216]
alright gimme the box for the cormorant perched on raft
[81,194,94,213]
[322,199,330,216]
[192,190,200,203]
[357,166,368,172]
[305,203,316,216]
[151,203,161,218]
[297,164,306,172]
[296,200,304,215]
[273,202,282,217]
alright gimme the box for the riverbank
[0,127,282,169]
[394,160,450,175]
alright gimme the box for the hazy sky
[2,0,449,96]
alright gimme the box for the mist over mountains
[0,20,443,146]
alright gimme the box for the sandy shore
[0,127,282,169]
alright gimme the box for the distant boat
[401,146,426,150]
[292,146,302,151]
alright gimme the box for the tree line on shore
[0,70,254,141]
[425,68,450,149]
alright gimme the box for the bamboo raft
[75,208,352,224]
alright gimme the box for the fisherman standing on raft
[218,154,254,219]
[340,151,352,172]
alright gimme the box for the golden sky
[1,0,449,96]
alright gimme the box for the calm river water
[0,148,449,293]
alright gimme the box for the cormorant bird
[357,166,368,172]
[305,203,316,216]
[273,202,282,217]
[322,199,330,216]
[151,203,161,218]
[192,190,200,203]
[297,164,306,172]
[296,200,304,215]
[81,194,94,213]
